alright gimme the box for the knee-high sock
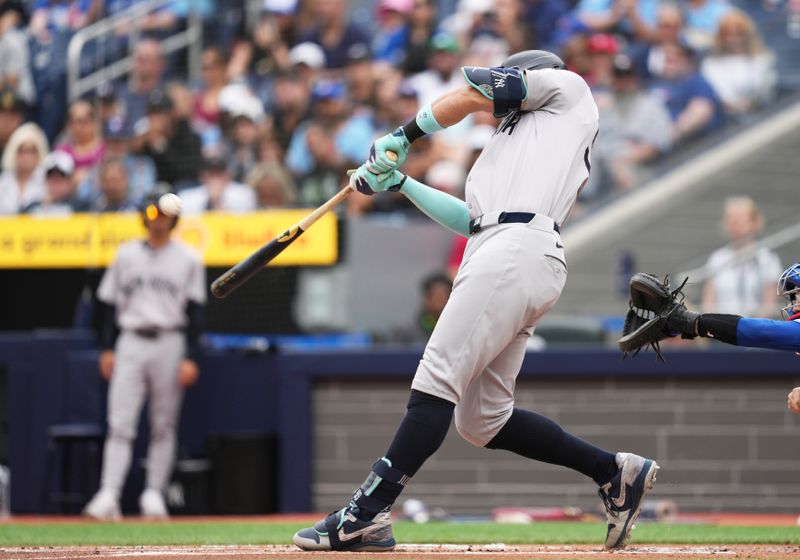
[354,389,454,519]
[486,408,618,485]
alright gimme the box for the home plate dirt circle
[2,545,800,560]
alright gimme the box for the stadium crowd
[0,0,790,218]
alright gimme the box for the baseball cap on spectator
[430,33,460,54]
[103,116,132,139]
[312,80,347,102]
[288,42,326,70]
[378,0,413,17]
[612,53,636,76]
[43,151,75,177]
[229,96,266,124]
[218,83,254,114]
[587,33,618,55]
[0,88,27,113]
[146,90,173,113]
[262,0,297,14]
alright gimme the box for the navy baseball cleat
[598,452,659,549]
[293,504,396,552]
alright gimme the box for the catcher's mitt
[618,273,689,361]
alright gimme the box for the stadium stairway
[555,98,800,319]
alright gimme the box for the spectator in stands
[700,8,776,116]
[247,163,297,209]
[0,123,48,214]
[299,0,371,69]
[524,0,571,51]
[270,72,312,150]
[228,9,292,105]
[0,89,29,166]
[193,46,229,135]
[589,54,672,193]
[386,273,453,344]
[178,155,255,213]
[118,39,167,127]
[30,0,101,35]
[0,1,35,106]
[574,0,659,41]
[286,80,374,205]
[57,99,106,187]
[683,0,732,50]
[89,156,138,212]
[344,44,376,109]
[22,151,87,214]
[401,0,437,74]
[701,196,782,318]
[287,42,326,88]
[373,0,413,67]
[480,0,536,54]
[407,32,464,106]
[630,1,686,79]
[223,95,266,183]
[649,41,724,144]
[79,116,156,204]
[102,116,156,202]
[133,90,202,189]
[586,33,619,89]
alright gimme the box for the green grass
[1,521,799,547]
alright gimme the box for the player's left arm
[676,312,800,352]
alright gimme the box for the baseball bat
[211,151,396,299]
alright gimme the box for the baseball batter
[294,50,658,552]
[84,188,206,520]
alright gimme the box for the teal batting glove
[352,165,407,195]
[366,128,409,174]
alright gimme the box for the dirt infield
[2,544,799,560]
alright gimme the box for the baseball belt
[469,211,561,235]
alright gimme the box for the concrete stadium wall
[313,376,800,515]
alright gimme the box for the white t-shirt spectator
[0,169,45,214]
[704,246,782,317]
[701,53,775,111]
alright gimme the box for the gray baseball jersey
[412,69,599,446]
[98,240,206,329]
[96,239,206,497]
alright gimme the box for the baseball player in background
[294,50,658,552]
[83,187,206,520]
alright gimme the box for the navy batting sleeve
[737,318,800,352]
[98,301,119,351]
[184,300,205,361]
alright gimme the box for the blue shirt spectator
[298,0,371,69]
[649,42,724,142]
[286,80,374,176]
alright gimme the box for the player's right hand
[351,164,406,195]
[99,350,115,381]
[366,128,409,174]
